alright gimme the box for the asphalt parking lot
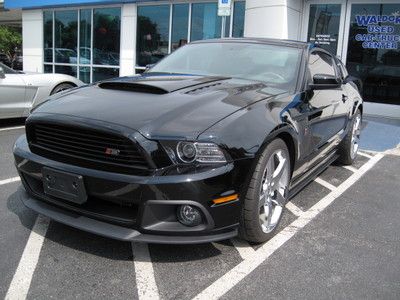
[1,119,400,299]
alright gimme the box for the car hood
[31,73,285,140]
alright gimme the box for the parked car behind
[0,62,84,119]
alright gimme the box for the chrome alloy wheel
[350,114,361,159]
[258,149,290,233]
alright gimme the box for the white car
[0,63,84,119]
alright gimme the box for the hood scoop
[98,82,168,95]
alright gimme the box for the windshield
[0,62,17,74]
[149,42,302,90]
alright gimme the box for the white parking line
[131,242,160,300]
[285,201,303,217]
[343,165,358,173]
[0,125,25,132]
[358,151,373,159]
[193,154,383,300]
[5,215,50,300]
[0,176,20,186]
[314,177,336,191]
[230,238,256,260]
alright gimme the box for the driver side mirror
[144,64,155,72]
[309,74,341,90]
[0,66,5,79]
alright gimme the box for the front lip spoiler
[20,188,238,244]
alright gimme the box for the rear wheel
[337,110,361,165]
[50,83,75,95]
[240,138,291,243]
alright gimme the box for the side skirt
[288,151,339,200]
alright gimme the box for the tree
[0,25,22,69]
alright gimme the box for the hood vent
[98,82,168,95]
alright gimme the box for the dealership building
[2,0,400,117]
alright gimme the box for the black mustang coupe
[14,38,363,244]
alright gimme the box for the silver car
[0,63,84,119]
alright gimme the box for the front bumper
[14,135,252,244]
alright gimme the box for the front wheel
[337,110,362,165]
[240,138,291,243]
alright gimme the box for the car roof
[191,37,312,49]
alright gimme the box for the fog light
[177,205,202,227]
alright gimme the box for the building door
[342,2,400,105]
[302,0,347,57]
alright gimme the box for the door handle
[342,94,348,103]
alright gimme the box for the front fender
[197,93,301,162]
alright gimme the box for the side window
[308,51,336,78]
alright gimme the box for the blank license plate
[42,167,87,204]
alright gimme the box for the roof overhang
[4,0,168,10]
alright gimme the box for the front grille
[27,122,151,175]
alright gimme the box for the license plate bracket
[42,167,87,204]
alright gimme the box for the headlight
[164,141,227,164]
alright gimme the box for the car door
[0,67,27,119]
[305,50,347,155]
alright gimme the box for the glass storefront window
[43,64,53,73]
[307,4,341,54]
[232,1,245,38]
[93,8,121,66]
[137,5,170,67]
[171,4,189,52]
[191,3,221,41]
[43,8,120,83]
[43,11,53,63]
[55,65,77,77]
[54,10,78,64]
[135,1,245,70]
[92,67,119,82]
[346,4,400,105]
[79,67,90,84]
[80,9,91,65]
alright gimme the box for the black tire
[239,138,291,243]
[337,109,362,165]
[50,83,75,95]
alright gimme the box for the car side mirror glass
[309,73,340,90]
[0,66,5,79]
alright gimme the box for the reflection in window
[346,4,400,105]
[171,4,189,52]
[307,4,341,54]
[232,1,245,37]
[54,10,78,64]
[191,3,221,41]
[93,8,121,66]
[80,9,91,64]
[43,11,53,62]
[137,5,170,67]
[92,67,119,82]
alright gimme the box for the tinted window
[137,5,170,67]
[54,10,78,64]
[93,8,121,66]
[92,67,119,82]
[307,4,341,54]
[150,43,302,90]
[43,11,53,62]
[80,9,91,64]
[171,4,189,52]
[308,52,336,77]
[191,3,221,41]
[232,1,245,38]
[346,3,400,105]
